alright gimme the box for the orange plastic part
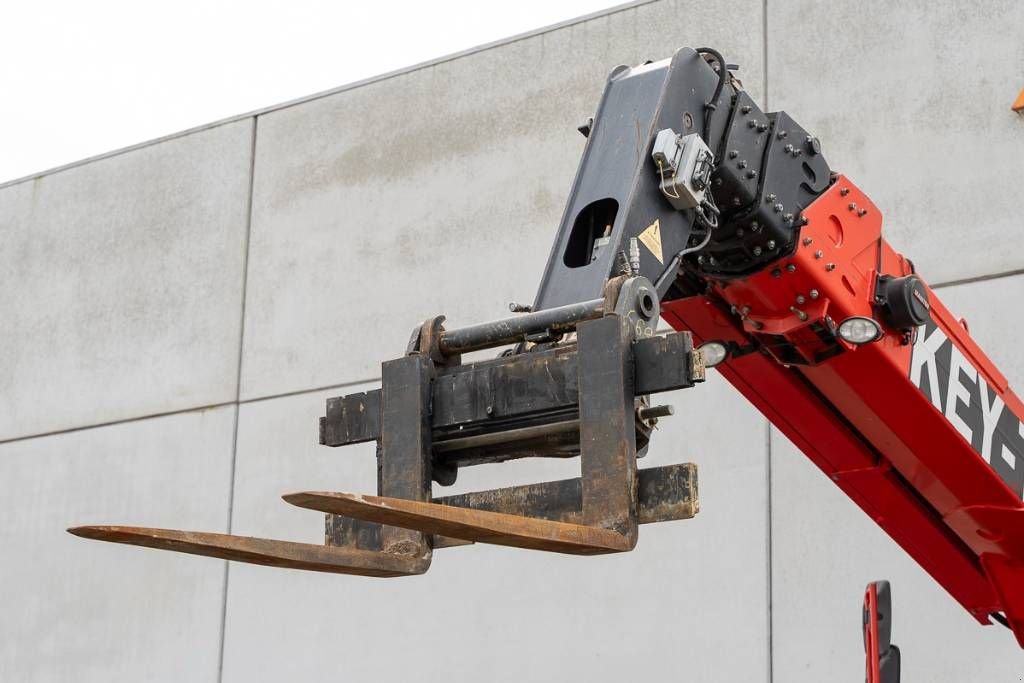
[1013,88,1024,113]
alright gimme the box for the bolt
[638,404,675,421]
[741,306,751,316]
[790,306,809,322]
[698,255,707,264]
[858,208,868,217]
[732,197,742,206]
[746,170,757,179]
[766,193,777,202]
[796,295,806,304]
[728,150,739,159]
[784,144,794,153]
[777,130,788,139]
[767,240,776,249]
[840,187,850,196]
[508,302,532,313]
[730,305,738,314]
[792,149,802,157]
[810,289,819,299]
[486,405,494,416]
[748,120,757,128]
[714,177,723,187]
[774,203,784,213]
[848,203,857,211]
[753,246,762,256]
[741,105,752,114]
[786,264,797,273]
[757,123,769,132]
[826,263,836,272]
[751,221,762,233]
[771,268,782,278]
[814,249,824,259]
[783,212,794,222]
[738,160,748,169]
[737,228,745,237]
[802,237,813,246]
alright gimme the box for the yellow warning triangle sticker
[638,219,664,263]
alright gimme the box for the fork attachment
[308,275,705,561]
[71,276,704,575]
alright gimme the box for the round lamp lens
[699,341,729,368]
[837,316,882,344]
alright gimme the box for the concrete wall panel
[770,275,1024,681]
[0,120,254,441]
[221,372,771,682]
[7,2,1023,679]
[239,0,765,399]
[0,406,236,682]
[768,0,1024,285]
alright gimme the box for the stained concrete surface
[0,120,254,442]
[4,1,1024,680]
[0,406,235,682]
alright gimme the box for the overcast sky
[0,0,625,184]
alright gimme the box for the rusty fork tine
[284,492,634,556]
[67,526,429,577]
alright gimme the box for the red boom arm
[663,176,1024,646]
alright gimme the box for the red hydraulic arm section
[663,176,1024,646]
[863,580,900,683]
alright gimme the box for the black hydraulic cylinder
[438,298,604,356]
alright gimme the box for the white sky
[0,0,625,184]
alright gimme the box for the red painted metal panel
[662,176,1024,645]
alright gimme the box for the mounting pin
[638,404,675,421]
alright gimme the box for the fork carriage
[71,275,704,576]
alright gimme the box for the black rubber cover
[877,275,930,329]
